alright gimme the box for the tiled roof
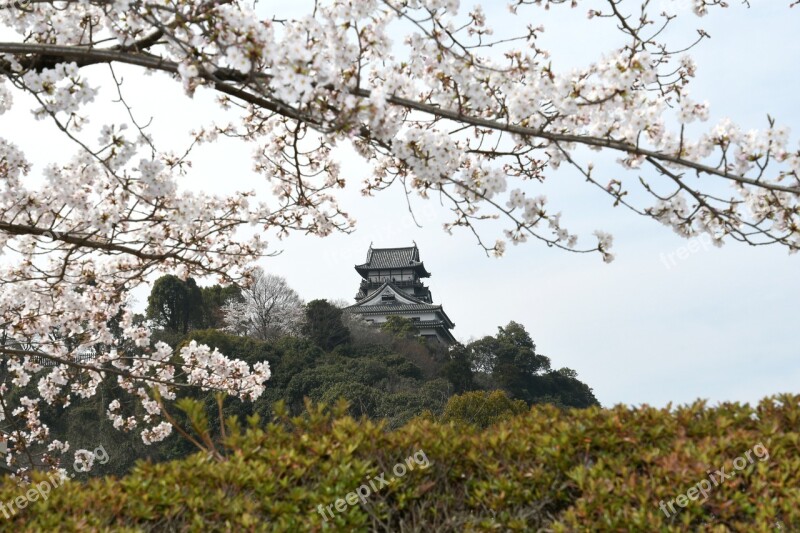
[413,320,451,328]
[355,245,429,277]
[346,302,442,313]
[359,246,417,268]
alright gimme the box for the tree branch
[0,42,796,195]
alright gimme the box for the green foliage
[3,394,798,531]
[146,275,204,334]
[145,278,240,341]
[528,368,599,409]
[438,344,475,393]
[302,299,351,351]
[467,321,598,408]
[40,273,599,481]
[380,315,417,339]
[441,390,528,429]
[279,351,447,428]
[200,284,242,329]
[34,317,596,478]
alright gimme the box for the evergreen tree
[467,322,598,408]
[301,299,351,352]
[146,275,204,334]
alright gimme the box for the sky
[2,0,798,408]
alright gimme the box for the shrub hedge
[1,394,798,532]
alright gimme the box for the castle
[344,244,456,344]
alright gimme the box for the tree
[493,321,552,383]
[467,321,598,408]
[200,285,243,329]
[468,321,550,377]
[380,316,418,339]
[222,268,303,340]
[301,300,351,352]
[146,275,204,334]
[0,0,795,475]
[529,370,599,409]
[438,344,475,394]
[339,310,391,346]
[1,2,797,263]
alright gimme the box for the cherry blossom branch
[1,42,795,194]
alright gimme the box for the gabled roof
[347,303,455,330]
[349,280,426,306]
[345,281,455,329]
[355,244,431,278]
[347,303,443,314]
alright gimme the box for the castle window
[381,293,396,301]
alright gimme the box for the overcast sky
[3,0,798,408]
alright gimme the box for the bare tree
[223,268,304,340]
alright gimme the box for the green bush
[441,390,529,428]
[2,395,798,531]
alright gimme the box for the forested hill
[24,273,598,476]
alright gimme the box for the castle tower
[345,244,456,344]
